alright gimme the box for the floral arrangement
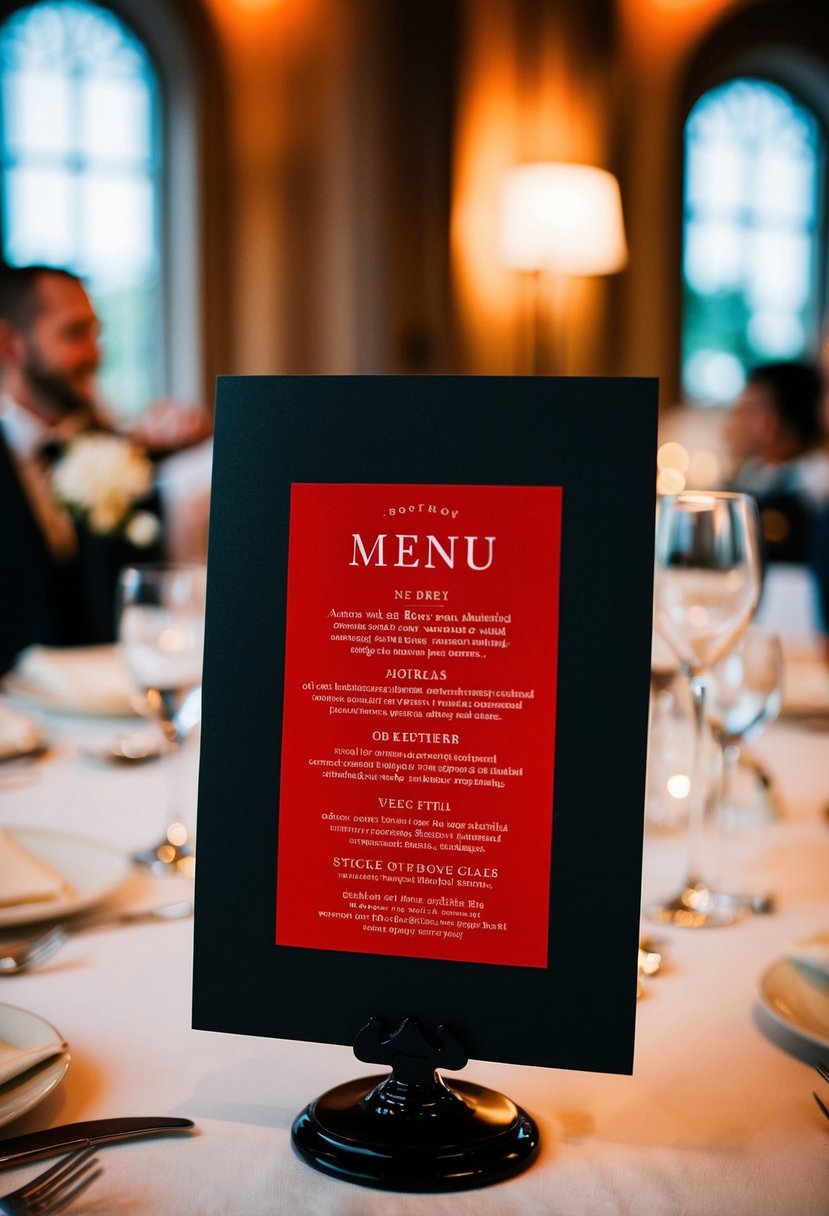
[50,431,160,546]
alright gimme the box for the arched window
[0,0,163,416]
[681,76,825,405]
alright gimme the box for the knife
[0,1116,195,1168]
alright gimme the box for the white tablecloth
[0,702,827,1214]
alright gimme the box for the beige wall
[192,0,823,400]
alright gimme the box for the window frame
[680,65,828,405]
[675,69,826,403]
[0,0,206,410]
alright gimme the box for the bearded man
[0,265,206,674]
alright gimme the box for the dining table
[0,635,827,1215]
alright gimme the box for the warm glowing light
[498,163,627,275]
[167,822,188,847]
[667,774,691,800]
[649,0,711,9]
[657,468,686,495]
[228,0,284,11]
[657,442,689,473]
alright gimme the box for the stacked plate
[0,828,132,1126]
[756,937,829,1064]
[0,1005,68,1127]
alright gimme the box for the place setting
[1,643,169,771]
[754,929,829,1067]
[0,837,196,1191]
[0,1004,68,1133]
[1,646,138,721]
[0,816,196,1199]
[0,813,195,978]
[0,827,131,933]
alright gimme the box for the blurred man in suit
[812,339,829,658]
[726,360,829,563]
[0,264,208,674]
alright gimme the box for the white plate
[756,957,829,1057]
[0,828,130,928]
[0,1004,69,1127]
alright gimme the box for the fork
[0,1146,101,1214]
[814,1061,829,1124]
[0,900,193,976]
[0,927,67,976]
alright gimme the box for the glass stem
[719,743,740,824]
[164,737,186,838]
[685,671,710,889]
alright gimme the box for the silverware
[735,891,776,915]
[57,900,193,933]
[814,1062,829,1124]
[0,902,193,975]
[0,1117,194,1169]
[0,1146,101,1214]
[82,730,164,766]
[0,927,67,976]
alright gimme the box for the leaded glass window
[0,0,162,416]
[682,77,824,405]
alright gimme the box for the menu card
[193,375,657,1073]
[276,482,561,968]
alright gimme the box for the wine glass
[650,491,761,927]
[117,564,206,875]
[708,627,784,832]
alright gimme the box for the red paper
[275,483,562,967]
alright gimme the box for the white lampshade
[498,162,628,275]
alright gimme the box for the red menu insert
[275,483,562,967]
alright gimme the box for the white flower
[51,432,154,537]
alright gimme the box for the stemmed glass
[709,627,783,823]
[117,564,206,875]
[651,491,761,927]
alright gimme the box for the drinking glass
[118,564,207,875]
[651,491,761,927]
[708,627,783,831]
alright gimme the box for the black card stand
[291,1016,540,1192]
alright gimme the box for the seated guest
[726,360,829,563]
[812,339,829,660]
[0,264,209,675]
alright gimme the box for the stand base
[292,1073,539,1192]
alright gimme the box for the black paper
[192,374,657,1073]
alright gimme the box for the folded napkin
[0,701,45,760]
[0,1035,66,1086]
[0,829,73,909]
[11,644,136,715]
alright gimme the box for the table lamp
[498,162,628,374]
